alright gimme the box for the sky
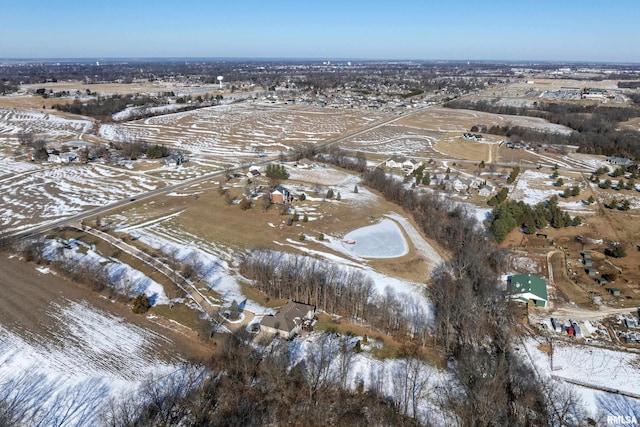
[1,0,638,62]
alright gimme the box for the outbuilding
[508,274,548,308]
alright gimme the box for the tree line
[240,250,430,345]
[445,99,640,159]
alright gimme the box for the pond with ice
[341,219,408,258]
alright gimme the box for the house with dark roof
[260,301,316,339]
[270,185,291,204]
[508,274,548,308]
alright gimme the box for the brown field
[0,254,211,362]
[435,134,498,162]
[109,174,440,283]
[395,107,572,135]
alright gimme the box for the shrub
[606,245,627,258]
[131,294,151,314]
[239,198,252,210]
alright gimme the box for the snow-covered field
[0,164,162,234]
[100,104,388,168]
[341,125,438,157]
[0,108,93,143]
[551,342,640,398]
[522,336,640,417]
[0,299,180,426]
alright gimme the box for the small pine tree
[292,211,299,221]
[298,233,305,241]
[326,188,334,199]
[353,185,358,193]
[587,195,595,204]
[302,213,309,222]
[336,192,341,200]
[317,232,324,241]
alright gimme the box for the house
[260,301,316,339]
[270,185,291,204]
[385,155,407,169]
[294,158,314,169]
[478,185,492,197]
[571,322,583,338]
[402,158,422,172]
[385,156,422,172]
[162,153,185,166]
[605,156,633,167]
[586,268,597,277]
[508,274,548,308]
[48,153,61,163]
[452,178,468,192]
[246,166,261,178]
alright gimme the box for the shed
[607,287,621,296]
[586,268,597,277]
[584,259,593,268]
[582,251,592,260]
[625,319,636,329]
[508,274,548,308]
[595,277,608,286]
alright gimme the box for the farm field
[0,254,208,425]
[99,103,391,169]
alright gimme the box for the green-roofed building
[508,274,548,308]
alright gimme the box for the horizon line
[1,57,639,66]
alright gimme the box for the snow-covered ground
[45,238,170,305]
[0,300,180,426]
[0,163,162,234]
[0,108,93,143]
[522,336,640,418]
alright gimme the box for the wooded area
[445,99,640,159]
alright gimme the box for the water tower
[217,75,224,89]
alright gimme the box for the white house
[385,155,406,169]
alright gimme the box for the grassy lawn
[238,281,288,309]
[314,312,445,368]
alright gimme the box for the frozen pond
[342,219,408,258]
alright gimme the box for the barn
[508,274,548,308]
